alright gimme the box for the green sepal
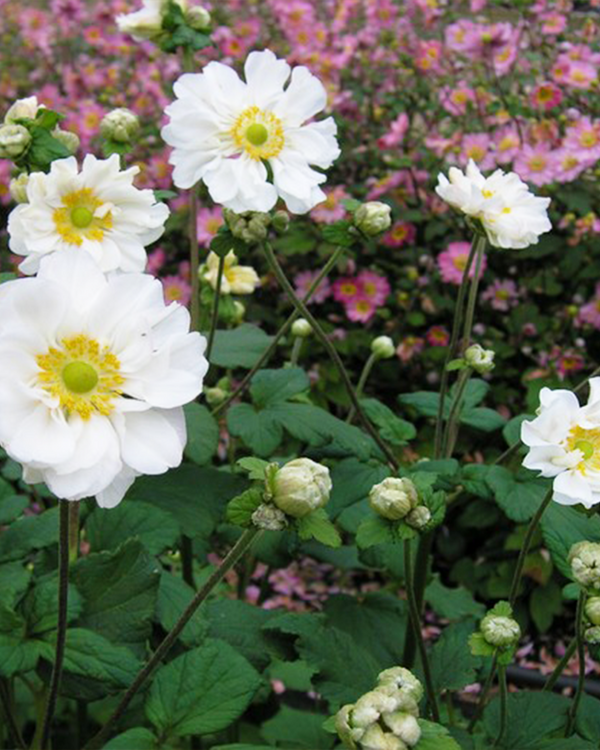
[226,488,264,527]
[295,509,341,548]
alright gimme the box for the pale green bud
[369,477,418,521]
[291,318,312,338]
[569,541,600,590]
[272,210,290,233]
[225,209,271,243]
[354,201,392,236]
[204,386,227,406]
[335,705,362,749]
[405,506,431,530]
[100,108,140,143]
[352,690,397,728]
[232,300,246,324]
[52,127,80,154]
[0,124,31,159]
[381,712,421,747]
[4,96,40,124]
[9,173,29,203]
[251,503,287,531]
[360,724,407,750]
[185,4,211,29]
[371,335,395,360]
[586,597,600,626]
[465,343,495,374]
[377,667,423,703]
[585,625,600,644]
[481,613,520,647]
[272,458,332,518]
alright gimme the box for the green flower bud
[569,541,600,590]
[335,705,362,749]
[381,712,421,747]
[204,386,227,406]
[585,625,600,644]
[360,724,407,750]
[291,318,312,338]
[352,690,397,728]
[185,4,211,29]
[371,335,395,360]
[52,127,80,154]
[586,597,600,626]
[225,210,271,243]
[480,612,521,648]
[369,477,418,521]
[232,300,246,324]
[377,667,423,704]
[465,344,495,374]
[0,124,31,159]
[9,173,29,203]
[405,506,431,530]
[251,503,287,531]
[354,201,392,236]
[100,108,140,143]
[4,96,40,124]
[272,458,332,518]
[272,210,290,233]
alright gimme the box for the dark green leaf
[0,507,59,563]
[86,501,179,555]
[486,466,551,522]
[425,575,485,620]
[226,488,265,527]
[184,403,220,466]
[261,706,335,749]
[250,368,310,407]
[328,459,390,518]
[321,221,356,248]
[360,398,416,445]
[103,728,160,750]
[209,325,274,369]
[156,572,207,647]
[356,516,395,548]
[430,621,481,691]
[483,692,570,748]
[541,503,600,578]
[227,404,284,456]
[296,509,341,548]
[416,720,462,750]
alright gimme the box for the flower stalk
[346,351,377,423]
[542,639,577,692]
[206,252,225,360]
[566,590,587,736]
[494,664,508,747]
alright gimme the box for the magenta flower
[382,221,416,248]
[513,144,558,187]
[333,277,362,304]
[196,207,224,248]
[426,326,450,347]
[345,298,377,323]
[294,270,332,305]
[481,279,520,311]
[357,270,390,306]
[577,284,600,329]
[161,275,192,307]
[530,82,563,111]
[437,242,487,286]
[310,185,349,224]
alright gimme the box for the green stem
[347,351,377,423]
[289,336,303,367]
[38,500,70,750]
[68,501,80,563]
[467,656,497,733]
[211,247,345,418]
[206,253,225,361]
[181,535,196,590]
[0,678,25,750]
[403,540,440,722]
[442,367,472,458]
[261,241,399,470]
[460,236,486,352]
[84,528,261,750]
[566,590,587,736]
[433,236,480,459]
[543,639,577,692]
[494,664,508,747]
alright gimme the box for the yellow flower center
[453,255,468,271]
[482,189,494,199]
[36,334,124,420]
[231,106,285,161]
[580,131,598,148]
[528,156,547,171]
[53,188,113,246]
[566,426,600,473]
[467,146,485,161]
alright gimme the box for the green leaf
[85,501,179,555]
[321,220,356,248]
[356,515,395,548]
[462,407,506,432]
[145,640,260,738]
[156,572,207,647]
[103,728,160,750]
[0,603,42,677]
[360,398,416,445]
[483,692,570,748]
[416,720,461,750]
[0,507,59,563]
[0,562,31,607]
[503,414,532,447]
[261,706,335,749]
[227,403,284,456]
[430,621,481,691]
[530,580,562,633]
[468,632,495,658]
[20,575,82,636]
[541,503,600,578]
[71,540,160,650]
[425,575,485,620]
[209,324,274,369]
[0,480,28,523]
[486,466,551,522]
[184,403,219,466]
[250,368,310,407]
[296,509,341,548]
[328,459,390,518]
[226,488,265,527]
[237,457,270,480]
[26,126,71,171]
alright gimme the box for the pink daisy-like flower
[147,247,167,276]
[530,82,563,111]
[577,284,600,329]
[333,276,361,304]
[310,185,349,224]
[382,221,416,248]
[437,242,487,286]
[481,279,520,311]
[554,149,589,183]
[345,298,376,323]
[162,275,192,307]
[294,270,331,304]
[197,207,224,248]
[493,127,522,164]
[551,346,585,381]
[378,113,410,150]
[513,144,557,186]
[540,12,567,36]
[460,133,496,171]
[426,326,450,347]
[396,336,425,363]
[564,117,600,161]
[357,269,390,306]
[439,83,476,116]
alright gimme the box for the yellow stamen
[566,426,600,474]
[230,106,285,161]
[53,188,113,246]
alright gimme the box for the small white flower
[161,49,340,213]
[436,159,551,249]
[521,379,600,508]
[271,457,332,518]
[0,250,208,508]
[201,251,260,295]
[7,154,169,275]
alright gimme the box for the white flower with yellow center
[201,250,260,295]
[0,250,208,508]
[161,49,340,214]
[521,379,600,508]
[436,159,551,249]
[7,154,169,275]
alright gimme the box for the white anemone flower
[161,49,340,214]
[202,251,260,295]
[436,159,551,249]
[0,250,208,508]
[521,379,600,508]
[7,154,169,275]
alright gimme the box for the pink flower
[357,270,390,305]
[415,40,443,73]
[310,185,349,224]
[540,12,567,35]
[554,149,589,183]
[396,336,425,363]
[426,326,450,347]
[382,221,416,248]
[551,346,585,381]
[345,298,377,323]
[378,113,410,149]
[460,133,496,171]
[294,270,331,304]
[437,242,487,286]
[530,82,563,111]
[439,83,476,116]
[161,275,191,307]
[147,248,167,276]
[577,284,600,329]
[564,117,600,161]
[513,144,557,186]
[493,127,522,164]
[197,207,224,248]
[481,279,520,311]
[333,277,362,304]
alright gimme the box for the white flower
[436,159,551,249]
[161,49,340,214]
[4,96,41,124]
[0,250,208,508]
[116,0,169,41]
[201,251,260,295]
[521,379,600,508]
[7,154,169,275]
[271,457,332,518]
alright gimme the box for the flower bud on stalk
[371,336,395,360]
[185,4,211,29]
[465,343,495,374]
[360,724,407,750]
[585,625,600,644]
[480,611,521,648]
[9,173,29,203]
[569,541,600,590]
[4,96,40,124]
[405,506,431,530]
[272,210,290,234]
[52,127,80,155]
[354,201,392,236]
[100,108,140,143]
[381,713,421,747]
[586,596,600,626]
[0,124,31,159]
[224,209,271,243]
[292,318,312,338]
[369,477,418,521]
[251,503,287,531]
[271,458,332,518]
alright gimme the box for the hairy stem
[566,590,587,736]
[442,367,472,458]
[0,678,25,750]
[347,351,377,423]
[206,253,225,361]
[494,664,508,747]
[542,639,577,692]
[84,528,260,750]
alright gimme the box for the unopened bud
[405,506,431,530]
[251,503,287,531]
[585,625,600,644]
[481,612,521,648]
[369,477,418,521]
[271,458,332,518]
[569,541,600,590]
[371,335,395,360]
[352,690,396,728]
[335,705,363,749]
[377,667,423,703]
[381,712,421,747]
[100,108,140,143]
[52,127,80,154]
[586,597,600,626]
[204,386,227,406]
[272,210,290,233]
[4,96,40,124]
[185,4,211,30]
[465,343,495,374]
[354,201,392,236]
[0,124,31,159]
[359,724,407,750]
[292,318,312,338]
[232,300,246,323]
[9,173,29,203]
[225,209,271,243]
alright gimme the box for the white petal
[553,471,594,508]
[95,466,139,508]
[118,408,186,475]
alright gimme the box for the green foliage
[541,503,600,579]
[425,575,485,620]
[156,572,208,647]
[184,403,220,466]
[261,706,336,748]
[430,620,481,691]
[85,501,180,555]
[416,720,462,750]
[483,692,570,748]
[360,397,417,445]
[485,466,551,522]
[296,508,342,547]
[209,325,274,369]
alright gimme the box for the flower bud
[232,300,246,324]
[405,506,431,530]
[360,724,407,750]
[352,689,396,728]
[569,541,600,590]
[465,344,495,374]
[52,127,80,155]
[377,667,424,703]
[272,458,332,518]
[354,201,392,236]
[480,612,521,648]
[272,210,290,234]
[225,209,271,243]
[381,712,421,747]
[371,336,395,360]
[4,96,40,124]
[204,386,227,406]
[9,173,29,204]
[185,4,211,30]
[586,597,600,626]
[585,625,600,644]
[0,124,31,159]
[100,108,140,143]
[292,318,312,338]
[369,477,418,521]
[251,503,288,531]
[335,705,362,749]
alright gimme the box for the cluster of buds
[369,477,431,530]
[354,201,392,237]
[585,597,600,644]
[569,541,600,592]
[470,601,521,662]
[223,208,289,244]
[116,0,211,44]
[335,667,423,750]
